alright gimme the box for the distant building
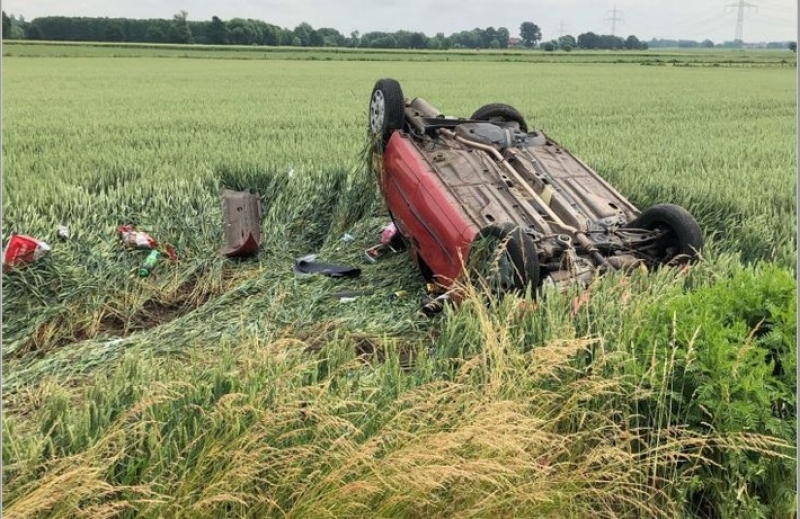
[508,37,523,48]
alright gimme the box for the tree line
[1,12,661,51]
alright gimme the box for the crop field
[2,45,797,519]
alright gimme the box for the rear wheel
[469,223,540,296]
[627,203,704,265]
[471,103,529,133]
[369,79,405,150]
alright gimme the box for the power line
[605,4,624,36]
[559,20,567,38]
[726,0,758,44]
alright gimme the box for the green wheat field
[2,42,797,519]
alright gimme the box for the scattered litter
[388,290,407,301]
[164,243,178,262]
[328,289,375,301]
[56,224,69,241]
[138,250,161,277]
[293,254,361,278]
[364,243,400,263]
[118,224,158,250]
[221,189,262,258]
[342,233,355,243]
[421,293,451,317]
[380,222,399,245]
[2,234,51,271]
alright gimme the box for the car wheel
[470,103,529,133]
[369,78,405,150]
[627,203,704,264]
[469,223,540,296]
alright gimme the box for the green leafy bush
[634,265,796,519]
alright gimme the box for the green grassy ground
[3,40,797,65]
[2,45,796,518]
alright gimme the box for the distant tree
[308,28,324,46]
[558,34,576,49]
[542,41,555,52]
[599,34,624,49]
[208,16,228,44]
[169,10,193,43]
[7,14,25,39]
[370,35,396,48]
[2,11,11,38]
[497,27,510,48]
[701,39,715,48]
[316,27,344,46]
[145,24,167,43]
[519,21,541,48]
[25,22,42,40]
[103,21,125,42]
[624,35,640,50]
[482,26,497,48]
[291,36,302,46]
[789,41,797,52]
[577,31,599,49]
[429,31,449,49]
[293,22,316,46]
[409,31,427,49]
[348,30,360,47]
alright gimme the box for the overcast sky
[3,0,797,43]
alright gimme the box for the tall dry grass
[4,279,793,519]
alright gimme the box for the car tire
[470,103,529,133]
[627,203,704,264]
[470,223,540,295]
[369,78,405,150]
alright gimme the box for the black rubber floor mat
[293,254,361,279]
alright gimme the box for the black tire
[470,103,529,133]
[627,203,704,264]
[369,78,405,149]
[469,223,540,295]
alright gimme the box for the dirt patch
[17,276,214,358]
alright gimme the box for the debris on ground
[220,188,262,258]
[328,289,375,301]
[342,233,355,244]
[2,234,51,271]
[56,224,69,241]
[118,224,158,250]
[293,254,361,279]
[380,222,398,245]
[364,243,402,263]
[138,250,161,277]
[421,293,451,317]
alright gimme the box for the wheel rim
[369,89,385,136]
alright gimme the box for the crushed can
[3,234,51,271]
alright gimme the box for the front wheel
[368,78,405,150]
[627,203,704,265]
[468,223,540,297]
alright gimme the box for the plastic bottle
[139,250,160,277]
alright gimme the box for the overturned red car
[368,78,704,296]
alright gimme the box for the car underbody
[369,79,704,296]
